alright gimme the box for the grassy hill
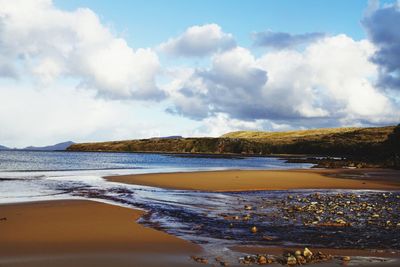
[222,127,393,143]
[68,125,399,167]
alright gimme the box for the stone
[244,205,253,210]
[251,226,258,233]
[342,256,351,261]
[303,247,313,258]
[286,255,297,265]
[257,255,267,265]
[191,256,208,264]
[296,255,306,264]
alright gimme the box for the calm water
[0,150,310,172]
[0,150,311,204]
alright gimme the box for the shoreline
[0,200,201,267]
[105,168,400,192]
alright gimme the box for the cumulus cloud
[190,113,294,137]
[0,0,164,100]
[166,35,399,127]
[159,24,236,57]
[362,0,400,90]
[0,80,198,148]
[166,47,268,120]
[253,30,325,49]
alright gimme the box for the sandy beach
[0,200,201,267]
[1,168,399,267]
[106,168,400,191]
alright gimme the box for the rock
[303,247,313,258]
[250,226,258,233]
[257,255,267,265]
[244,205,253,210]
[215,257,229,266]
[191,256,208,264]
[286,255,297,265]
[296,255,306,264]
[243,214,251,220]
[342,256,351,261]
[294,250,302,256]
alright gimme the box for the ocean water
[0,150,312,203]
[0,150,311,172]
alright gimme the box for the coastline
[105,168,400,191]
[1,167,400,266]
[0,200,201,267]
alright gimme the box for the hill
[22,141,75,151]
[67,126,399,168]
[0,144,10,150]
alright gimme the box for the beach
[0,200,201,267]
[106,168,400,191]
[1,166,400,266]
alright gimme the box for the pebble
[244,205,253,210]
[286,255,297,265]
[342,256,351,261]
[257,255,267,264]
[250,226,258,233]
[191,256,208,264]
[303,247,313,258]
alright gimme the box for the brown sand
[106,168,400,191]
[0,200,201,267]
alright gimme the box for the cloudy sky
[0,0,399,147]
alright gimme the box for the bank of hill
[68,125,400,168]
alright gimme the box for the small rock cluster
[238,248,338,265]
[281,192,400,229]
[190,256,208,264]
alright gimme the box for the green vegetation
[67,125,400,168]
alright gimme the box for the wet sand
[0,200,201,267]
[106,168,400,191]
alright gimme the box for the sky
[0,0,399,147]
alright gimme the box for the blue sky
[56,0,378,47]
[0,0,399,147]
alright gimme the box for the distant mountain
[151,135,183,139]
[22,141,75,151]
[0,144,10,150]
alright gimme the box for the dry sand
[0,200,201,267]
[106,168,400,191]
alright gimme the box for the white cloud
[190,113,294,137]
[166,34,400,127]
[0,81,199,148]
[0,1,398,147]
[159,24,236,57]
[0,0,164,100]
